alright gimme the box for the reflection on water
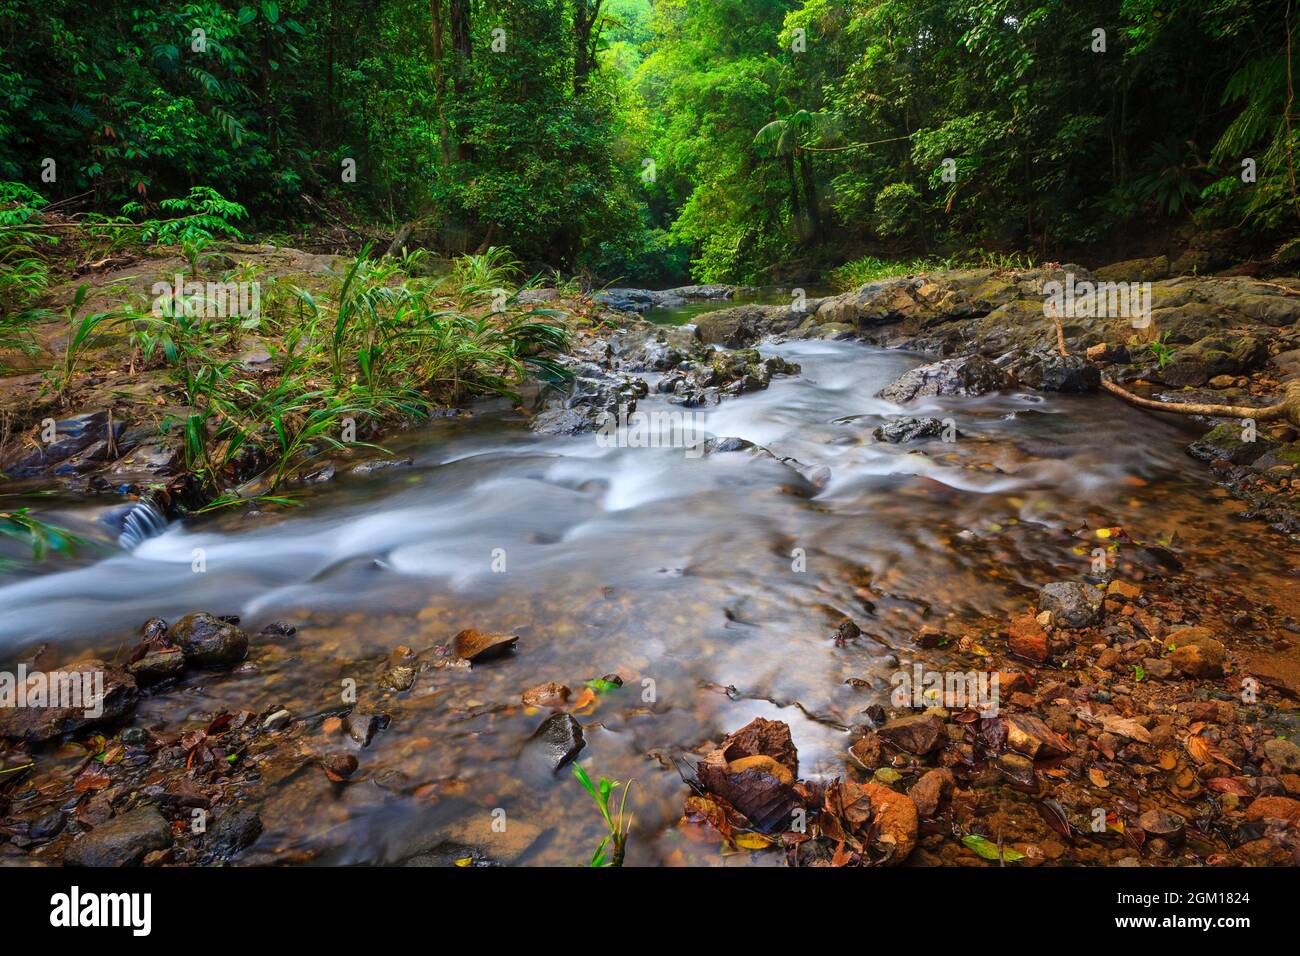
[0,336,1292,865]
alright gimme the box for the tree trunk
[783,154,804,241]
[431,0,451,166]
[797,149,821,244]
[450,0,473,162]
[573,0,604,95]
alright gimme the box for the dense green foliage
[3,0,1299,282]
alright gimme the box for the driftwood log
[1049,306,1300,428]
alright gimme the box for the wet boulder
[693,304,793,348]
[1093,256,1170,282]
[594,288,656,313]
[1158,332,1269,388]
[1187,422,1276,466]
[530,361,642,435]
[907,768,955,818]
[127,648,186,687]
[0,660,138,743]
[872,416,951,443]
[351,457,414,476]
[877,356,1014,403]
[1138,808,1185,844]
[171,612,249,668]
[1037,581,1104,629]
[347,710,391,747]
[877,714,946,755]
[63,806,172,867]
[1265,737,1300,773]
[1014,351,1101,393]
[1162,627,1225,678]
[526,713,585,772]
[4,411,125,476]
[605,328,702,372]
[860,781,919,865]
[521,682,570,709]
[205,809,263,859]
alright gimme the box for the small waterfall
[115,500,171,550]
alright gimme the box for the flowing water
[1,306,1295,865]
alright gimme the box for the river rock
[63,806,172,867]
[1244,795,1300,824]
[997,752,1037,788]
[521,682,570,708]
[605,328,702,372]
[1037,581,1104,628]
[452,628,518,663]
[1187,422,1276,466]
[1014,351,1101,393]
[861,781,918,865]
[1008,612,1049,662]
[347,710,390,747]
[877,356,1013,403]
[693,304,777,347]
[379,665,417,692]
[1006,714,1071,759]
[848,732,883,770]
[128,648,186,686]
[351,457,414,475]
[262,709,292,732]
[877,714,945,755]
[206,809,263,858]
[1138,808,1186,843]
[322,753,359,781]
[0,660,138,743]
[1159,332,1269,387]
[873,416,950,443]
[31,810,67,841]
[4,411,124,476]
[530,361,641,435]
[171,612,249,668]
[1265,737,1300,772]
[907,768,955,817]
[1162,626,1225,677]
[527,713,585,771]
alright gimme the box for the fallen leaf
[962,833,1025,862]
[1100,715,1151,743]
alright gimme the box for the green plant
[0,183,56,367]
[122,186,248,245]
[50,285,124,406]
[0,503,80,570]
[1130,141,1203,217]
[1142,331,1176,369]
[570,763,634,867]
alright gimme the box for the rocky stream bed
[2,261,1300,867]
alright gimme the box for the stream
[1,299,1295,865]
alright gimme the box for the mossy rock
[1186,422,1277,465]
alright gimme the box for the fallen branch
[1048,306,1300,427]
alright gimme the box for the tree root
[1048,307,1300,428]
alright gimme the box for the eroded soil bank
[2,253,1299,867]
